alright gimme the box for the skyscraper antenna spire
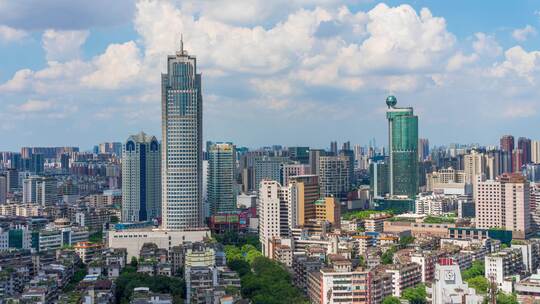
[177,33,186,56]
[180,34,184,54]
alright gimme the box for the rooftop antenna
[177,33,186,56]
[180,34,184,53]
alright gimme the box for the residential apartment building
[258,180,290,256]
[475,173,531,239]
[485,248,524,289]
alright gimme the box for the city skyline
[1,1,540,150]
[2,3,540,304]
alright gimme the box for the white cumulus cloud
[473,32,502,57]
[0,25,27,42]
[492,46,540,82]
[512,25,536,42]
[42,29,89,62]
[81,41,142,89]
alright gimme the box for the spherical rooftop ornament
[386,95,397,108]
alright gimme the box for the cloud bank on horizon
[1,0,540,150]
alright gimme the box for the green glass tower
[386,95,418,198]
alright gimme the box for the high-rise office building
[386,95,418,198]
[282,163,311,186]
[330,141,338,155]
[22,176,57,206]
[60,153,70,173]
[22,176,39,204]
[463,150,486,184]
[475,173,531,239]
[418,138,430,161]
[309,149,325,178]
[500,135,515,153]
[513,149,524,173]
[319,155,351,198]
[207,142,236,215]
[253,156,288,191]
[98,142,122,156]
[288,175,320,228]
[161,40,204,229]
[288,147,310,164]
[339,148,355,186]
[500,135,514,173]
[0,174,6,204]
[30,153,44,174]
[369,156,389,198]
[6,168,18,191]
[524,164,540,182]
[37,177,57,206]
[518,137,532,165]
[532,140,540,164]
[121,132,161,222]
[9,153,22,170]
[486,150,501,179]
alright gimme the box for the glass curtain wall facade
[207,142,236,215]
[386,96,418,199]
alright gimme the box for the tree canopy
[342,210,393,220]
[115,269,185,304]
[381,246,397,265]
[226,244,308,304]
[465,276,489,294]
[401,283,427,304]
[399,236,415,247]
[462,260,484,281]
[214,231,260,249]
[496,291,519,304]
[241,257,308,304]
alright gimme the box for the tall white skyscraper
[121,132,161,222]
[161,40,204,229]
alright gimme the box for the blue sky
[1,0,540,151]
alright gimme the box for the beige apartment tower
[475,173,531,239]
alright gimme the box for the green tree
[228,259,251,277]
[381,246,397,265]
[358,255,366,268]
[496,291,518,304]
[382,296,401,304]
[63,264,87,292]
[465,276,489,294]
[462,261,484,280]
[245,249,263,264]
[401,283,427,304]
[89,230,103,243]
[214,231,260,250]
[399,236,415,247]
[241,244,257,255]
[130,256,138,268]
[236,256,308,304]
[224,245,243,262]
[115,272,185,304]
